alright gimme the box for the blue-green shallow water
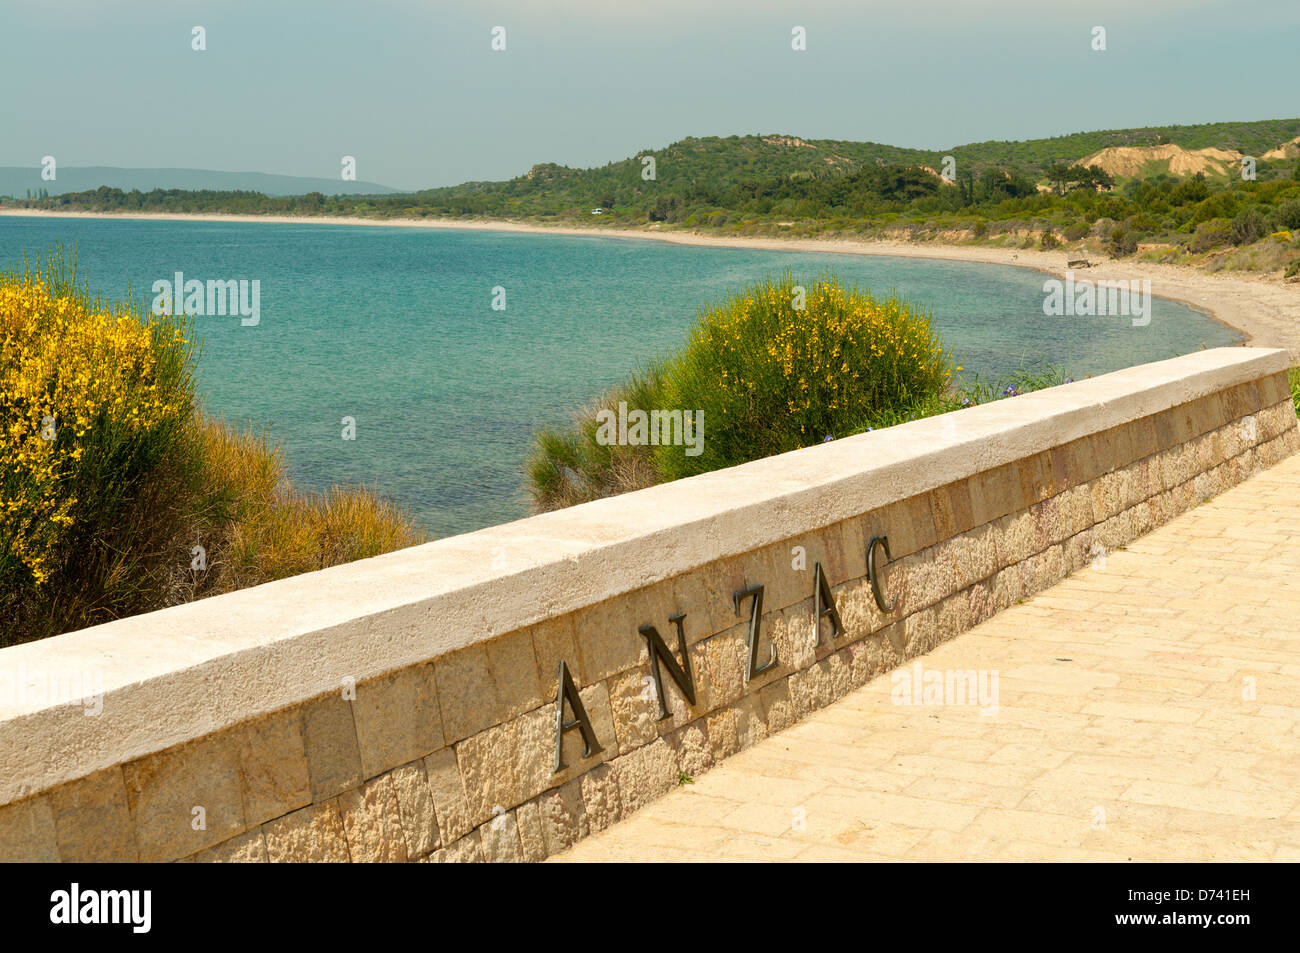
[0,216,1241,536]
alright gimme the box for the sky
[2,0,1298,191]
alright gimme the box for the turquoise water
[0,216,1241,536]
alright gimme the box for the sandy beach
[3,208,1297,359]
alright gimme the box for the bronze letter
[867,536,895,613]
[639,613,695,719]
[813,561,844,643]
[734,584,777,680]
[553,659,603,773]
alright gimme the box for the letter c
[867,536,894,613]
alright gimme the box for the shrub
[1231,206,1269,246]
[1275,199,1300,232]
[1286,259,1300,279]
[1108,229,1138,257]
[1291,367,1300,416]
[654,275,953,480]
[526,304,1068,512]
[1063,222,1091,242]
[1190,219,1232,253]
[524,278,1085,516]
[1040,230,1061,250]
[1126,212,1161,233]
[1,250,195,635]
[0,249,423,643]
[527,276,955,503]
[1093,217,1119,239]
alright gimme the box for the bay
[0,216,1240,536]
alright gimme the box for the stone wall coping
[0,346,1288,803]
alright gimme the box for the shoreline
[2,208,1297,358]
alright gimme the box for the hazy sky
[3,0,1297,191]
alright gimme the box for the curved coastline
[2,208,1296,358]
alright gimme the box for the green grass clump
[526,366,664,512]
[185,420,425,597]
[1289,367,1300,416]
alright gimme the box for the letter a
[554,660,603,772]
[813,561,844,644]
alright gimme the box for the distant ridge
[0,167,402,198]
[414,118,1300,203]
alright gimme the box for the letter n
[553,660,603,773]
[639,614,695,719]
[813,562,843,643]
[735,584,777,680]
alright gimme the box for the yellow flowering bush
[0,257,191,595]
[656,274,954,479]
[2,248,424,644]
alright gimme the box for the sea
[0,215,1241,537]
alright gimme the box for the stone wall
[0,348,1295,862]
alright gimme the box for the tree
[1083,165,1114,191]
[1045,162,1073,196]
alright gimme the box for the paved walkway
[554,453,1300,862]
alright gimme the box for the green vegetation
[527,276,1069,512]
[655,275,952,480]
[0,249,423,643]
[19,119,1300,276]
[1289,367,1300,416]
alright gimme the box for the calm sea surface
[0,216,1241,536]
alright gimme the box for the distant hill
[0,167,401,198]
[413,119,1300,208]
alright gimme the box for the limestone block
[423,746,474,843]
[610,737,677,814]
[123,732,245,862]
[389,761,440,858]
[47,767,136,862]
[239,709,312,824]
[478,810,523,862]
[263,800,350,862]
[486,628,543,721]
[301,692,363,801]
[0,795,58,862]
[338,772,408,862]
[434,643,502,743]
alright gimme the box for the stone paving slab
[553,453,1300,862]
